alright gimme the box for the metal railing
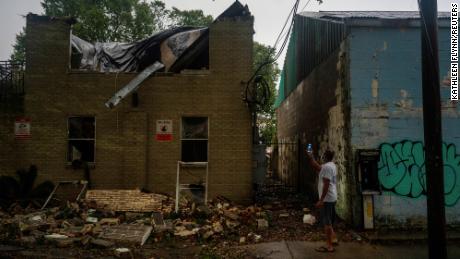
[0,60,25,112]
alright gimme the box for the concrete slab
[288,241,384,259]
[245,241,460,259]
[245,241,293,259]
[99,224,153,246]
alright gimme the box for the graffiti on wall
[378,140,460,206]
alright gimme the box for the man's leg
[331,227,338,244]
[331,203,338,244]
[324,224,334,250]
[317,202,334,252]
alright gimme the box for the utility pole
[419,0,447,258]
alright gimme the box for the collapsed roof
[71,0,251,73]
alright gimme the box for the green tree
[10,27,26,64]
[41,0,167,42]
[168,7,214,27]
[252,42,280,143]
[9,0,211,63]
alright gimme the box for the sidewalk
[244,241,460,259]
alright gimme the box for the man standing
[307,149,338,253]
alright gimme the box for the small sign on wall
[156,120,173,141]
[15,117,31,139]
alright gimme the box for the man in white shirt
[307,149,338,253]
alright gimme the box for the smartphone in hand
[307,143,312,154]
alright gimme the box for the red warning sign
[155,120,173,142]
[15,117,31,139]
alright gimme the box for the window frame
[66,116,96,164]
[180,116,209,162]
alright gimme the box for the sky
[0,0,453,64]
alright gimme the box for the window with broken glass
[67,117,95,163]
[181,117,208,162]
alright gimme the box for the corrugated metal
[275,15,347,107]
[300,11,451,20]
[274,10,451,107]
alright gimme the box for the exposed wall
[0,14,254,203]
[349,26,460,227]
[276,42,353,222]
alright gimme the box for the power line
[274,0,300,60]
[273,3,297,49]
[301,0,313,12]
[244,0,307,108]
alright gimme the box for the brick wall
[276,42,353,222]
[0,14,254,203]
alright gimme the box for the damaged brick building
[0,2,255,203]
[275,11,460,229]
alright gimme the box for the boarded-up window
[67,117,95,162]
[181,117,208,162]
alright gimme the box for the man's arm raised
[307,153,322,173]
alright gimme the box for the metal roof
[299,11,450,27]
[300,11,450,20]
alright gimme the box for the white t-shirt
[317,161,337,202]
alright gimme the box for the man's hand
[315,200,324,208]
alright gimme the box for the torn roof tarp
[71,27,208,73]
[70,1,252,73]
[76,0,253,108]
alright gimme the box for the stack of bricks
[85,189,167,212]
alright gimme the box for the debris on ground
[114,247,131,258]
[303,214,316,225]
[350,230,363,241]
[0,187,354,258]
[85,189,169,212]
[100,224,153,246]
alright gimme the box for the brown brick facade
[0,14,254,203]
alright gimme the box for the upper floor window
[67,116,95,163]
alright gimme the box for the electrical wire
[274,0,300,61]
[244,0,317,139]
[273,3,297,49]
[301,0,313,12]
[245,0,301,105]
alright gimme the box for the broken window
[67,117,95,163]
[181,117,208,162]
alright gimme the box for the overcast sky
[0,0,453,62]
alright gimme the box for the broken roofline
[71,26,210,73]
[69,0,252,73]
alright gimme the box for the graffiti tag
[378,140,460,206]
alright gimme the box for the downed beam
[41,180,88,210]
[105,62,164,108]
